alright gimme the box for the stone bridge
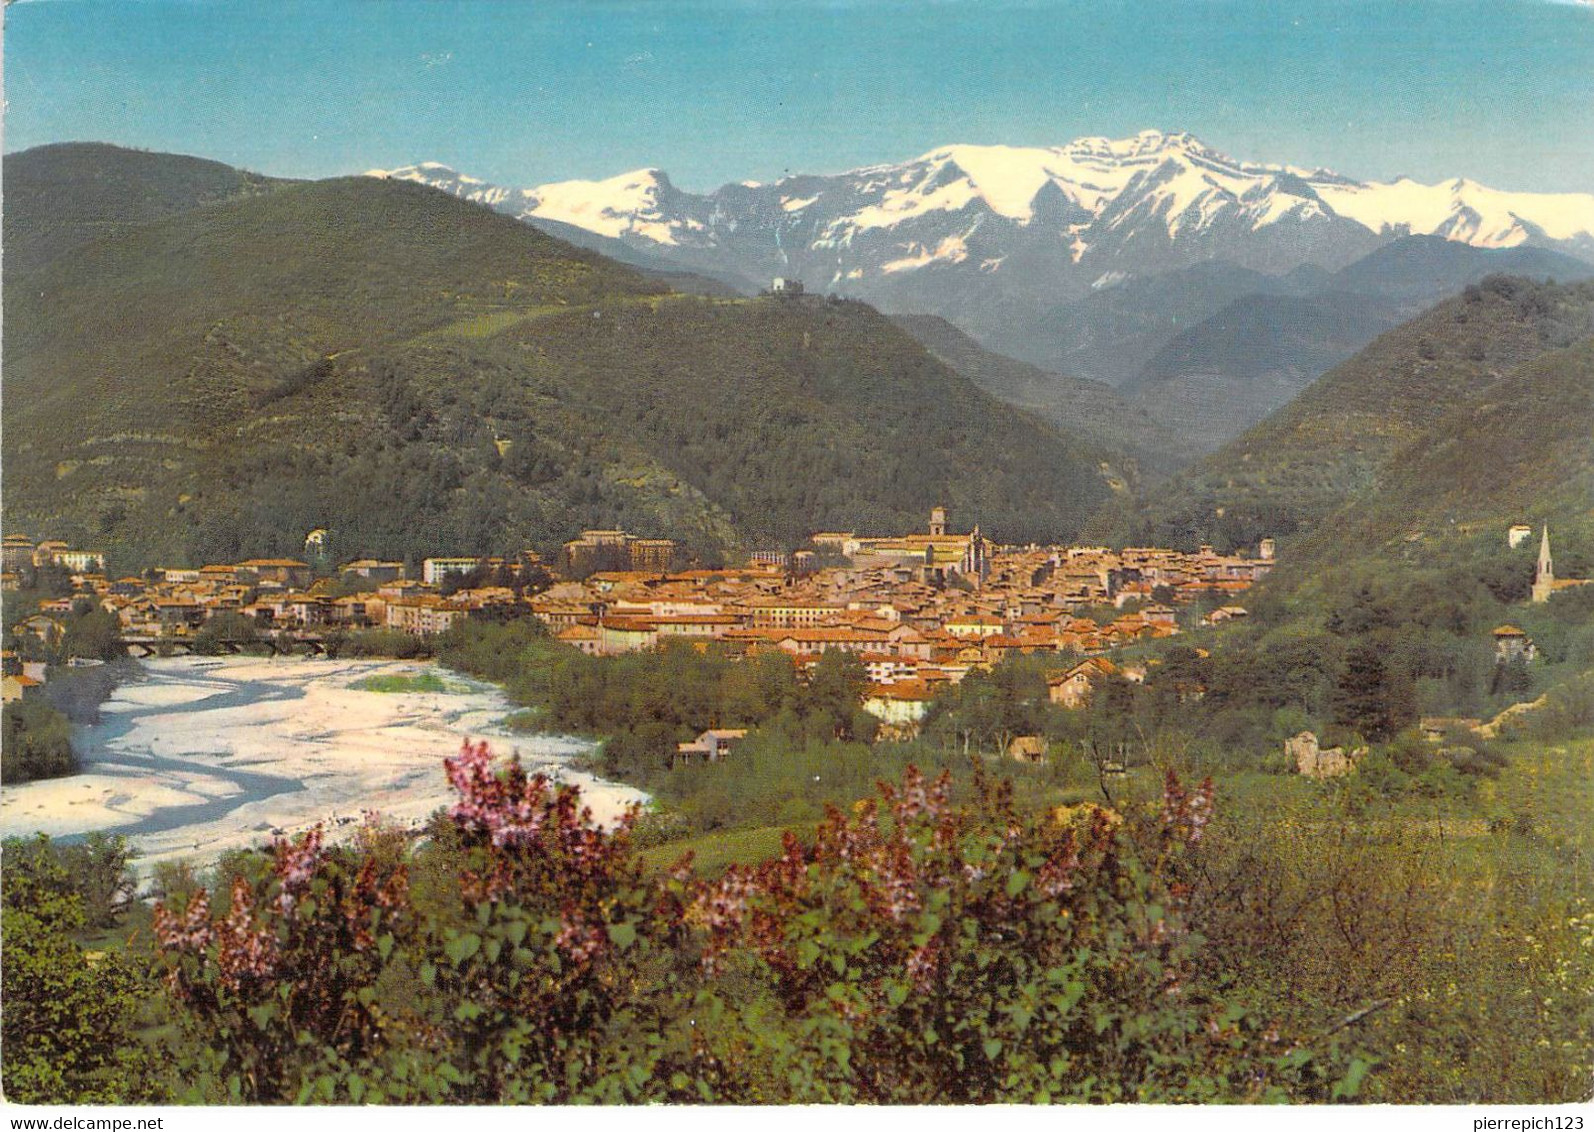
[121,632,330,659]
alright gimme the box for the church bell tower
[1532,526,1554,604]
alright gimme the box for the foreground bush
[1,836,156,1102]
[151,741,1362,1103]
[676,770,1345,1102]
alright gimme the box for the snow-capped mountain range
[368,130,1594,302]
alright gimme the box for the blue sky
[5,0,1592,192]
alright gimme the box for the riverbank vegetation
[2,699,77,782]
[2,630,135,785]
[431,608,1555,844]
[349,670,460,695]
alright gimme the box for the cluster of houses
[2,534,548,645]
[1,650,50,704]
[561,531,680,576]
[3,535,107,582]
[536,510,1269,732]
[3,511,1271,730]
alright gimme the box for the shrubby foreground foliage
[138,743,1353,1104]
[7,735,1590,1105]
[0,836,158,1102]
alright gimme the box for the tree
[927,657,1048,755]
[61,607,126,661]
[1488,656,1534,697]
[1,699,78,782]
[929,668,1004,755]
[192,611,259,655]
[803,649,869,739]
[722,649,800,725]
[1330,644,1413,742]
[1478,550,1534,605]
[1326,582,1396,638]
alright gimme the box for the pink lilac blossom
[554,905,608,967]
[214,876,280,990]
[904,938,943,992]
[1036,830,1081,898]
[153,887,214,953]
[271,825,324,915]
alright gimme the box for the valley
[3,110,1592,1109]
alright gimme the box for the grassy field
[422,305,571,340]
[638,824,793,876]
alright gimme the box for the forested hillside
[2,147,1119,568]
[2,142,290,276]
[1106,277,1594,553]
[890,314,1203,481]
[1117,291,1398,449]
[1090,277,1594,735]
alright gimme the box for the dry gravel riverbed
[0,655,645,875]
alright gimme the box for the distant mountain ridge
[1115,290,1400,450]
[371,130,1594,310]
[372,134,1594,454]
[1108,239,1594,449]
[887,314,1204,481]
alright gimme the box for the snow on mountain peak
[526,167,683,244]
[368,131,1594,276]
[896,132,1237,224]
[369,162,460,181]
[922,144,1068,220]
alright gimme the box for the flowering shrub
[417,740,697,1102]
[677,767,1315,1102]
[155,821,414,1102]
[153,741,1353,1104]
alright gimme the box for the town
[2,509,1273,726]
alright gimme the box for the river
[0,655,646,875]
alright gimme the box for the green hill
[2,147,1118,568]
[1318,335,1594,556]
[1105,277,1594,552]
[1083,277,1594,738]
[1,142,290,276]
[889,313,1203,481]
[973,238,1593,453]
[1119,291,1399,449]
